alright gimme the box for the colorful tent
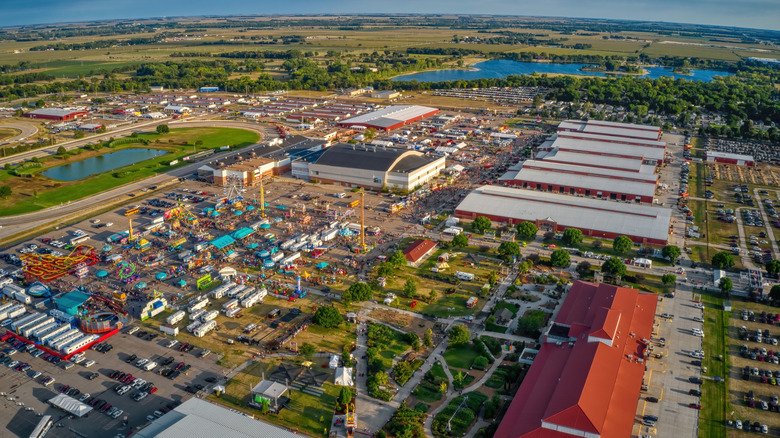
[155,272,167,280]
[96,270,108,278]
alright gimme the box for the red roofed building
[495,281,657,438]
[402,239,437,267]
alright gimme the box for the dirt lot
[368,308,436,338]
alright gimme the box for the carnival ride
[21,245,99,283]
[78,293,128,334]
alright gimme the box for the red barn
[24,108,88,121]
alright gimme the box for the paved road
[0,119,277,243]
[0,121,38,145]
[645,281,703,438]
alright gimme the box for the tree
[516,310,546,337]
[337,387,353,406]
[576,261,592,276]
[550,249,570,268]
[662,245,682,263]
[439,382,448,393]
[343,282,372,304]
[0,185,11,199]
[767,260,780,278]
[601,257,627,278]
[299,342,316,359]
[451,234,469,248]
[613,235,632,254]
[156,124,170,134]
[712,252,735,269]
[403,278,417,298]
[56,146,67,155]
[261,399,270,415]
[428,289,438,304]
[448,324,471,346]
[453,371,464,387]
[562,228,583,245]
[472,216,491,233]
[472,356,489,370]
[516,222,538,240]
[389,250,407,267]
[720,277,733,294]
[313,306,342,328]
[770,285,780,303]
[377,262,395,277]
[487,270,498,286]
[423,329,434,348]
[497,241,521,258]
[73,130,85,139]
[662,274,677,286]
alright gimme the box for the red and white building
[337,105,439,131]
[24,108,88,121]
[494,281,657,438]
[558,119,662,141]
[456,186,671,245]
[402,239,438,267]
[706,151,755,166]
[499,160,658,204]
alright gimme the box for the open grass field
[0,127,20,141]
[0,16,778,86]
[0,127,259,215]
[208,357,340,437]
[443,343,483,370]
[700,292,728,438]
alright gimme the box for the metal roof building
[308,143,445,190]
[557,130,666,149]
[134,398,302,438]
[23,108,88,121]
[499,160,658,203]
[455,186,671,245]
[536,149,653,174]
[337,105,439,131]
[706,151,755,166]
[494,281,657,438]
[549,135,665,163]
[558,119,662,141]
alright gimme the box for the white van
[143,361,157,371]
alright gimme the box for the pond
[42,148,168,181]
[392,59,733,83]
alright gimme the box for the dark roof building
[308,143,445,190]
[494,281,657,438]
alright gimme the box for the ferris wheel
[223,175,245,205]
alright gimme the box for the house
[494,308,514,325]
[402,239,438,267]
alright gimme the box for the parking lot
[637,283,703,438]
[0,325,224,437]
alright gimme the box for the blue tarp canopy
[55,290,90,316]
[210,235,236,250]
[155,272,167,280]
[276,205,286,210]
[246,243,259,249]
[316,262,329,269]
[96,270,108,278]
[233,210,243,216]
[246,205,255,211]
[176,279,187,287]
[260,223,271,229]
[231,227,255,240]
[102,245,112,252]
[135,282,147,289]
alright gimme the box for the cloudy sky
[2,0,778,31]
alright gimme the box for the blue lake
[43,148,168,181]
[392,59,733,83]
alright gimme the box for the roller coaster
[20,245,99,283]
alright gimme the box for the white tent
[48,393,93,417]
[219,266,237,280]
[328,354,340,369]
[334,367,354,386]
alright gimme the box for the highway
[0,117,278,244]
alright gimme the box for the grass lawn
[485,323,508,333]
[443,344,482,370]
[0,127,20,141]
[431,392,487,437]
[414,380,444,403]
[622,271,671,295]
[0,127,259,215]
[699,293,728,438]
[209,359,338,437]
[430,362,448,380]
[367,322,412,372]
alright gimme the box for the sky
[2,0,779,31]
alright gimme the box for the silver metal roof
[457,186,671,242]
[134,398,302,438]
[543,150,653,173]
[552,136,665,161]
[339,105,437,128]
[558,120,661,141]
